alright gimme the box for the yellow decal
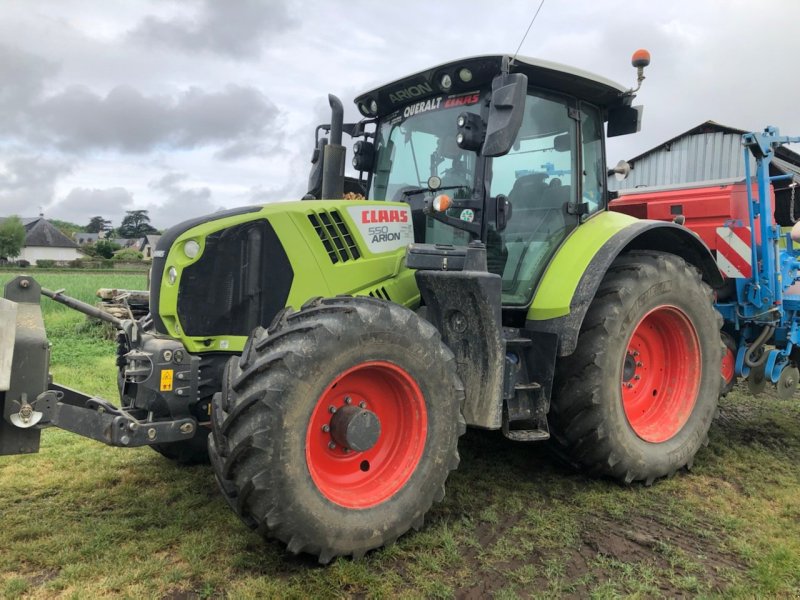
[160,369,174,391]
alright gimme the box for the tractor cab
[344,54,643,308]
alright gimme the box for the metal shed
[609,121,800,223]
[609,121,800,190]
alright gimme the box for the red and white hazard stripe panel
[715,226,753,279]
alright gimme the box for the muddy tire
[550,251,721,484]
[208,296,465,563]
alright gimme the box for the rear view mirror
[607,105,643,138]
[351,140,375,172]
[482,72,528,157]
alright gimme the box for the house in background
[73,232,138,249]
[73,232,103,245]
[1,217,84,265]
[138,234,162,261]
[111,238,138,249]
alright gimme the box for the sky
[2,0,800,230]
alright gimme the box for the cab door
[488,90,580,305]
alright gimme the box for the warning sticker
[346,205,414,254]
[160,369,174,392]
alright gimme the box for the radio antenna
[510,0,546,67]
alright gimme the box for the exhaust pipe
[321,94,345,200]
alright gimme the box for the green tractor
[1,51,722,562]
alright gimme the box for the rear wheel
[550,251,721,484]
[208,296,465,563]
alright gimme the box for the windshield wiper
[401,184,468,197]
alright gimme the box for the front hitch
[23,387,197,447]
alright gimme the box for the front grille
[177,220,293,337]
[308,210,361,264]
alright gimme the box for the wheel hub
[306,361,428,508]
[329,405,381,452]
[622,352,638,383]
[620,305,701,443]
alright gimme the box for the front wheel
[208,296,465,563]
[550,251,721,484]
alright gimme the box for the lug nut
[322,424,330,432]
[328,406,336,414]
[633,375,641,381]
[632,351,640,357]
[359,401,366,408]
[328,441,336,450]
[345,396,352,405]
[636,361,643,367]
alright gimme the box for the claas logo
[361,209,409,224]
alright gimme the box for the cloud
[46,186,134,226]
[0,155,73,217]
[0,44,58,137]
[247,181,301,204]
[146,172,224,229]
[129,0,296,59]
[32,84,282,157]
[149,172,211,203]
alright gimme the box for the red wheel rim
[721,343,735,387]
[306,361,427,509]
[621,305,701,443]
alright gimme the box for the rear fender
[527,216,722,357]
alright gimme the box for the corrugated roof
[627,120,800,166]
[611,121,800,191]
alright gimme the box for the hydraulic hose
[744,324,775,368]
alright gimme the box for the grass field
[1,270,799,598]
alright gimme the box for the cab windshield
[369,93,484,203]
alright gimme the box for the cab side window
[580,102,604,215]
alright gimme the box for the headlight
[184,240,200,259]
[168,266,177,284]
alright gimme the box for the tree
[113,248,143,261]
[84,240,121,259]
[0,216,26,260]
[119,210,158,238]
[86,216,112,234]
[49,219,83,240]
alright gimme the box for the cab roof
[354,54,631,118]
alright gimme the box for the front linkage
[1,275,202,455]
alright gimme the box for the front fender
[526,213,722,356]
